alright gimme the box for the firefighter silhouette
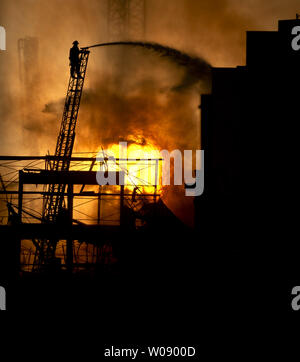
[69,40,82,78]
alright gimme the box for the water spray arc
[82,41,211,89]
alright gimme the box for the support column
[18,171,23,223]
[66,183,73,272]
[97,185,101,225]
[15,171,23,276]
[154,159,158,203]
[120,185,124,226]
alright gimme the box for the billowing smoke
[41,39,210,226]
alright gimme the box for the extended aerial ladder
[31,41,161,269]
[34,49,90,267]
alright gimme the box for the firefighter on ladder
[69,40,82,78]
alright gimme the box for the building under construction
[0,30,191,313]
[0,45,166,274]
[0,0,198,315]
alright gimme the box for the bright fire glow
[100,137,163,195]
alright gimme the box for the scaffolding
[0,154,162,274]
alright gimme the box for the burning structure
[0,38,200,289]
[0,0,213,315]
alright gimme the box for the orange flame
[101,137,163,195]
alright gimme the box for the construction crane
[34,48,90,268]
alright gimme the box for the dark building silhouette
[196,19,300,312]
